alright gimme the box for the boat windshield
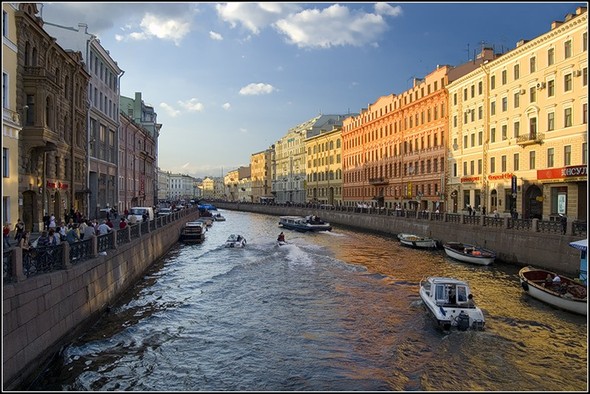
[456,286,468,303]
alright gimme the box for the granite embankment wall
[3,210,199,390]
[216,202,583,275]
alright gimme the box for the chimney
[516,39,529,47]
[551,20,563,30]
[564,13,574,22]
[575,6,587,15]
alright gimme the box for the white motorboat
[179,221,206,242]
[398,233,438,249]
[442,242,496,265]
[519,266,587,315]
[225,234,247,248]
[419,276,486,331]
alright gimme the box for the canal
[27,209,587,391]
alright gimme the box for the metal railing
[3,207,197,283]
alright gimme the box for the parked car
[158,207,172,216]
[127,207,154,222]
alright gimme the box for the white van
[127,207,154,223]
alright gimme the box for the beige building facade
[2,3,21,228]
[448,6,587,220]
[250,148,273,203]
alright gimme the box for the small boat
[179,221,206,242]
[213,213,226,221]
[442,242,496,265]
[518,266,587,315]
[398,233,438,249]
[225,234,247,248]
[198,216,214,227]
[419,276,486,331]
[278,215,332,232]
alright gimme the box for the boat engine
[457,311,470,331]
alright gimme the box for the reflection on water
[28,210,587,391]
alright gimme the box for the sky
[38,1,585,179]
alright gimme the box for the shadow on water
[26,209,587,391]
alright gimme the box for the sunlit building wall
[250,148,272,203]
[304,126,343,205]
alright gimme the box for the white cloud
[209,31,223,40]
[179,98,205,112]
[239,127,248,133]
[222,103,231,110]
[239,83,277,95]
[374,3,403,17]
[274,4,395,49]
[215,2,301,34]
[160,102,181,117]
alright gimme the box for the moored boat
[278,215,332,232]
[419,276,486,331]
[518,266,587,315]
[443,242,495,265]
[179,221,206,242]
[398,233,438,249]
[225,234,247,248]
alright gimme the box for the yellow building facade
[250,149,272,203]
[2,3,21,228]
[448,6,587,220]
[304,126,343,205]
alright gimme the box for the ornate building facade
[15,3,90,231]
[304,126,343,205]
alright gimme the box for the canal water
[28,210,587,391]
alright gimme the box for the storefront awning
[569,239,587,252]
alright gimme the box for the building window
[548,112,555,131]
[547,148,554,168]
[502,124,507,140]
[2,72,7,108]
[478,106,483,119]
[463,135,468,148]
[583,143,588,165]
[564,145,571,166]
[564,73,572,92]
[530,151,536,170]
[501,155,507,172]
[514,92,520,108]
[548,79,555,97]
[530,87,536,103]
[502,97,507,112]
[564,40,572,59]
[529,117,537,138]
[513,121,520,138]
[584,32,588,52]
[478,159,482,174]
[530,57,536,73]
[2,148,8,177]
[491,101,496,115]
[564,108,572,127]
[463,162,467,176]
[490,127,496,143]
[490,157,496,173]
[514,153,519,171]
[453,93,457,105]
[463,88,467,101]
[583,67,587,86]
[514,64,519,80]
[548,48,555,65]
[583,103,587,124]
[478,81,483,95]
[478,131,483,145]
[470,85,475,98]
[491,75,495,89]
[502,70,507,85]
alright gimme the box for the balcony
[369,177,388,185]
[516,132,544,146]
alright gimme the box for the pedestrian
[97,220,112,235]
[19,230,31,250]
[14,219,25,244]
[79,219,88,239]
[66,224,81,244]
[83,220,96,240]
[36,230,50,248]
[560,214,567,235]
[119,218,127,230]
[106,218,114,228]
[48,214,56,229]
[482,206,487,216]
[58,221,67,242]
[43,212,50,231]
[467,204,472,216]
[48,228,60,245]
[3,222,11,248]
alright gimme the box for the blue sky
[39,2,585,178]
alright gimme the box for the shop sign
[537,165,587,180]
[46,181,69,189]
[488,172,513,181]
[460,176,480,183]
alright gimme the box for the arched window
[24,42,30,66]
